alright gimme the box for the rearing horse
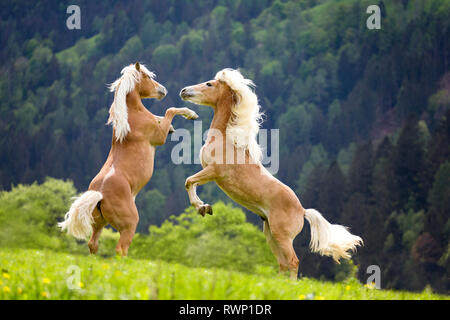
[59,62,197,256]
[180,68,363,279]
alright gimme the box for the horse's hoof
[205,204,213,215]
[198,204,212,217]
[188,112,198,120]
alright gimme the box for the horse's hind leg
[266,211,304,280]
[88,205,106,254]
[263,220,284,272]
[263,220,282,265]
[116,224,137,256]
[106,201,138,257]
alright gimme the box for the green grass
[0,248,447,300]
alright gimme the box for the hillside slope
[0,0,449,293]
[0,248,447,300]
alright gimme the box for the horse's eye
[206,82,212,87]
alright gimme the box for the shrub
[130,202,277,274]
[0,177,76,250]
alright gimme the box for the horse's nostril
[180,88,192,99]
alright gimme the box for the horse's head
[179,77,237,107]
[134,62,167,100]
[108,62,168,142]
[180,68,263,163]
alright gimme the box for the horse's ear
[135,62,141,71]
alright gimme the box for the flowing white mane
[108,64,155,142]
[215,68,264,163]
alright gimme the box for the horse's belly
[215,178,268,219]
[124,144,155,196]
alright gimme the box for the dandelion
[3,286,10,293]
[2,273,10,279]
[316,296,325,300]
[364,282,376,290]
[78,282,84,288]
[42,278,51,284]
[345,285,351,291]
[17,288,23,294]
[102,264,110,270]
[41,291,49,298]
[298,294,305,300]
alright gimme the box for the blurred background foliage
[0,0,449,293]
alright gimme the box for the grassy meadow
[0,248,447,300]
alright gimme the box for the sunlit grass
[0,248,447,300]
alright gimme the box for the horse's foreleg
[185,166,216,216]
[152,108,198,145]
[151,109,177,145]
[155,115,174,134]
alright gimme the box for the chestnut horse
[180,68,362,279]
[59,62,198,256]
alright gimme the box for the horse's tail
[58,191,103,240]
[304,208,363,263]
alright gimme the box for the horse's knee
[185,178,192,190]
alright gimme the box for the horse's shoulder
[130,108,158,126]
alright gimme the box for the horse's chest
[199,143,217,167]
[199,134,226,167]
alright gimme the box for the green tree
[393,116,426,211]
[426,162,450,248]
[152,44,180,73]
[135,188,167,233]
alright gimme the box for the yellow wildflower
[2,273,10,279]
[41,291,49,298]
[42,278,51,284]
[299,294,305,300]
[316,296,325,300]
[17,288,23,294]
[102,264,110,270]
[364,282,376,289]
[345,285,351,291]
[78,282,84,288]
[3,286,10,293]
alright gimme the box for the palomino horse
[59,62,198,256]
[180,68,363,279]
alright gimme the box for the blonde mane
[108,64,155,142]
[215,68,264,163]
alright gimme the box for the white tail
[304,208,363,263]
[58,191,103,240]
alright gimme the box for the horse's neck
[110,89,144,148]
[126,89,143,112]
[209,95,232,135]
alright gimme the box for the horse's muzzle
[157,86,167,100]
[179,87,193,100]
